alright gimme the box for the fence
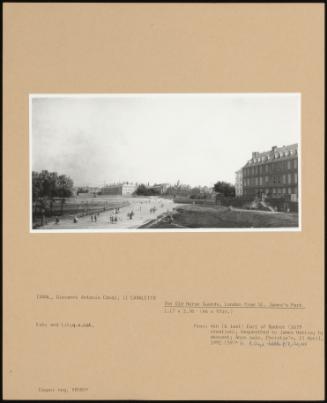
[173,197,216,205]
[173,195,298,213]
[32,197,130,227]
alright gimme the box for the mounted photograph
[30,93,301,232]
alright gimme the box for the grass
[146,205,299,229]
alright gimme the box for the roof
[244,143,298,166]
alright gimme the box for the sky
[31,94,300,188]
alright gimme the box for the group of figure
[91,214,98,222]
[70,199,169,226]
[109,215,118,223]
[109,207,121,223]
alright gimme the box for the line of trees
[32,170,74,220]
[33,170,74,200]
[134,184,161,196]
[213,181,235,197]
[134,181,235,198]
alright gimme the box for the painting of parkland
[32,169,299,230]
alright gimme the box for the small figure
[73,216,78,223]
[55,216,60,224]
[94,215,97,222]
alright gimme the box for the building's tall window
[294,159,298,169]
[287,161,291,169]
[294,173,298,184]
[288,173,292,184]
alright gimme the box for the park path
[40,197,177,230]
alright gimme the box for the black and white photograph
[30,93,301,232]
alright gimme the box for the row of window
[251,149,297,164]
[243,173,298,187]
[243,159,298,176]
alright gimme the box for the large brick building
[241,144,299,201]
[100,182,137,196]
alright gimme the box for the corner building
[242,144,299,201]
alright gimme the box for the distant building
[87,186,100,194]
[235,169,243,196]
[76,186,100,195]
[241,144,299,201]
[152,183,170,194]
[101,182,137,196]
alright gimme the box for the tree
[135,184,160,196]
[57,175,74,198]
[60,198,66,215]
[32,171,74,220]
[213,181,235,197]
[32,170,74,201]
[189,187,201,199]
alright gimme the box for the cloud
[32,94,300,187]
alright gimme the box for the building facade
[101,182,137,196]
[152,183,170,194]
[235,169,243,196]
[242,144,299,201]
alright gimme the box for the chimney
[252,152,259,158]
[272,146,277,151]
